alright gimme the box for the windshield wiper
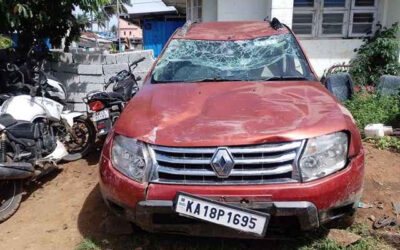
[262,76,311,81]
[192,78,243,82]
[152,78,241,83]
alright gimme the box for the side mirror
[135,76,142,82]
[108,76,117,83]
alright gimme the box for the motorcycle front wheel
[0,180,23,223]
[62,117,96,162]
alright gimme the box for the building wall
[385,0,400,30]
[299,39,363,77]
[202,0,217,22]
[119,19,143,39]
[269,0,293,27]
[217,0,269,21]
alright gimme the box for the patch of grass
[300,234,391,250]
[75,238,101,250]
[344,93,400,130]
[364,136,400,152]
[299,224,393,250]
[376,136,400,151]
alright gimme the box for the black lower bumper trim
[104,198,321,237]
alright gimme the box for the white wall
[269,0,293,27]
[299,39,363,77]
[217,0,269,21]
[202,0,218,22]
[385,0,400,28]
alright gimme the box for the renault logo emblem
[211,147,235,178]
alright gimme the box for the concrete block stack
[49,50,154,111]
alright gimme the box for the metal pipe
[117,0,121,52]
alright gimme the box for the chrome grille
[149,141,304,185]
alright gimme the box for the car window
[151,33,316,83]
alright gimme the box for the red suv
[99,20,364,237]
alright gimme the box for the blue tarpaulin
[143,20,184,57]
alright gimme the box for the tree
[103,0,131,17]
[111,24,117,35]
[0,0,110,52]
[76,14,91,32]
[95,11,109,30]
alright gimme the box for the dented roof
[173,21,290,41]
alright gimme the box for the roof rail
[177,20,196,36]
[270,18,283,30]
[264,17,283,30]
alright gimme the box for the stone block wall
[48,50,155,112]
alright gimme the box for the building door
[143,19,185,57]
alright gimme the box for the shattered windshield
[152,33,315,83]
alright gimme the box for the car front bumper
[99,149,364,237]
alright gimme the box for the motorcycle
[84,57,144,139]
[0,50,95,222]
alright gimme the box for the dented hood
[115,81,351,147]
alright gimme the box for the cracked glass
[152,33,315,83]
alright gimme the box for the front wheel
[0,180,23,223]
[62,117,96,162]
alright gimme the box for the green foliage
[0,0,110,52]
[76,14,91,31]
[0,35,12,49]
[376,136,400,151]
[349,23,400,86]
[103,0,131,16]
[111,24,117,34]
[110,43,118,53]
[75,238,100,250]
[365,136,400,151]
[322,62,350,79]
[344,92,400,130]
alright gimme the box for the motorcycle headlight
[299,132,348,182]
[111,135,151,183]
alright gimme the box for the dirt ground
[0,144,399,250]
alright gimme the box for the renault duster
[99,20,364,237]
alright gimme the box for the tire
[0,180,23,223]
[62,116,96,162]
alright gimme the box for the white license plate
[92,109,110,122]
[174,192,269,237]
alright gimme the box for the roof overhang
[124,1,178,18]
[162,0,186,14]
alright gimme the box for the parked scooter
[0,48,95,222]
[84,57,144,139]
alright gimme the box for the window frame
[186,0,202,22]
[292,0,378,38]
[351,0,378,10]
[292,10,317,38]
[348,9,377,37]
[318,10,349,37]
[321,0,349,9]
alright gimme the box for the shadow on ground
[77,185,329,250]
[23,149,101,203]
[22,168,63,202]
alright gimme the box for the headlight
[111,135,151,182]
[299,132,348,181]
